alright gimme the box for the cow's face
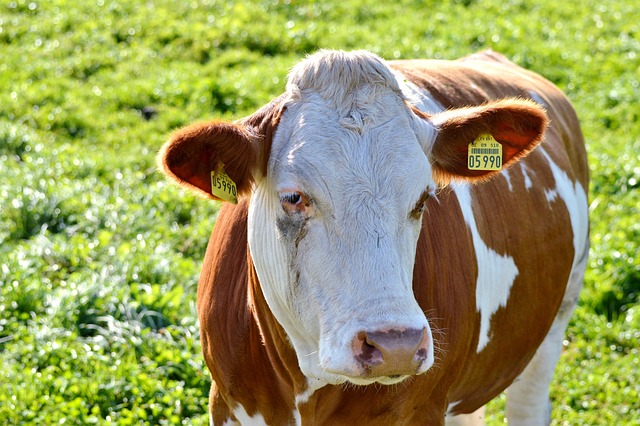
[249,51,437,385]
[159,50,547,387]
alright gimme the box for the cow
[159,50,589,425]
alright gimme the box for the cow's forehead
[264,50,435,211]
[270,96,432,209]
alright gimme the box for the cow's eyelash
[280,192,302,205]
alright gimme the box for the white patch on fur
[295,382,321,406]
[445,405,486,426]
[453,184,519,352]
[394,72,444,114]
[506,257,585,424]
[225,405,267,426]
[528,90,547,108]
[446,400,462,414]
[520,162,533,189]
[539,148,589,263]
[291,382,324,426]
[544,188,558,203]
[292,409,302,426]
[502,168,514,191]
[249,50,437,386]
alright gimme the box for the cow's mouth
[338,373,412,386]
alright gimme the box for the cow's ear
[426,98,548,185]
[158,96,285,201]
[159,121,258,201]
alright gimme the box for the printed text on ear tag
[210,164,238,204]
[468,133,503,171]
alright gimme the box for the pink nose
[352,327,430,377]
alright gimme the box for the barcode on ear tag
[468,133,503,171]
[210,164,238,204]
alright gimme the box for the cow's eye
[410,191,430,220]
[279,191,311,215]
[280,192,302,205]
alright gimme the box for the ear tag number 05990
[468,134,503,171]
[210,164,238,204]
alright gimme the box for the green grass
[1,0,638,424]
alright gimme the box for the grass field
[1,0,638,424]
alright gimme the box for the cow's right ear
[159,121,258,201]
[158,96,285,201]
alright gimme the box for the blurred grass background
[0,0,638,424]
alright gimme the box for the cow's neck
[247,254,312,398]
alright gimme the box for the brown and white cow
[159,50,589,425]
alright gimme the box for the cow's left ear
[425,98,548,185]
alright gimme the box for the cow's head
[160,50,547,386]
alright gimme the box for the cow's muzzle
[350,327,431,379]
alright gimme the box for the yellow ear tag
[468,133,503,171]
[210,164,238,204]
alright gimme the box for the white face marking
[248,51,436,385]
[453,183,519,352]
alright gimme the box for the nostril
[415,347,428,362]
[361,341,382,364]
[354,332,383,366]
